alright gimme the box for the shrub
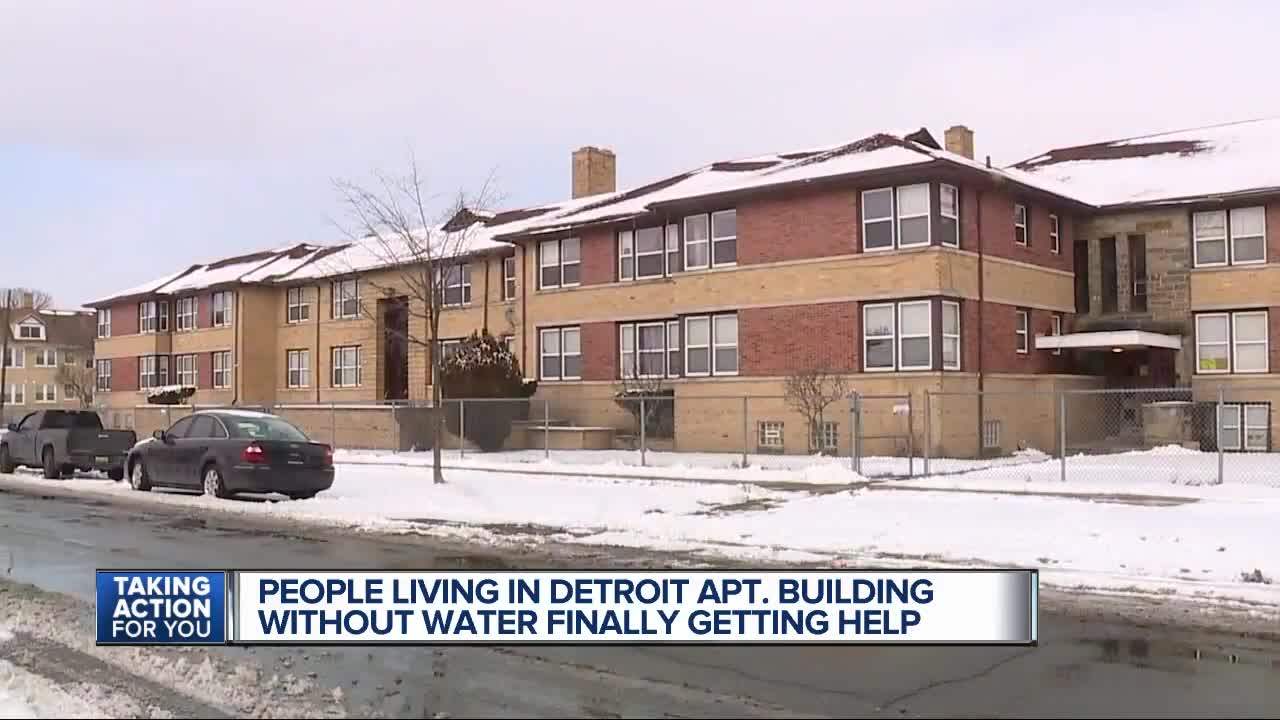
[146,384,196,406]
[613,387,675,438]
[440,331,536,451]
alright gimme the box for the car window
[222,416,309,442]
[17,413,37,431]
[166,416,196,438]
[187,416,216,439]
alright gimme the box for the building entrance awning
[1034,330,1182,352]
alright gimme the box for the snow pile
[145,384,196,400]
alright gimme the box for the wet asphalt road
[1,486,1277,718]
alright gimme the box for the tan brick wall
[1192,265,1280,309]
[239,287,278,403]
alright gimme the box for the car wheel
[107,467,124,482]
[42,448,59,479]
[288,491,318,500]
[202,464,229,499]
[129,458,152,492]
[0,445,13,474]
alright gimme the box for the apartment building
[1,305,95,423]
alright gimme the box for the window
[332,279,359,319]
[64,383,75,398]
[863,303,896,371]
[1014,204,1028,246]
[1196,314,1230,373]
[157,300,169,332]
[441,264,472,307]
[713,314,739,374]
[1049,214,1060,254]
[939,184,959,247]
[1194,207,1269,267]
[502,335,515,353]
[503,257,517,301]
[813,421,838,453]
[1193,210,1227,266]
[139,301,156,333]
[666,320,680,376]
[211,291,233,327]
[711,210,737,266]
[982,420,1001,449]
[896,184,930,247]
[17,322,43,340]
[897,301,932,370]
[1129,234,1147,312]
[862,188,895,251]
[33,349,56,367]
[4,385,23,405]
[96,309,111,338]
[1100,237,1118,312]
[758,421,784,450]
[95,360,111,392]
[4,347,23,368]
[619,322,667,378]
[1051,314,1063,356]
[1229,207,1266,264]
[619,230,633,280]
[1194,310,1268,374]
[942,301,961,369]
[1233,311,1269,373]
[538,237,580,289]
[212,351,232,389]
[684,316,710,375]
[683,313,738,376]
[331,346,360,387]
[539,327,581,380]
[1244,404,1270,452]
[177,297,197,330]
[683,215,710,270]
[1015,309,1029,354]
[438,339,462,367]
[175,354,197,386]
[35,384,55,403]
[63,352,75,366]
[286,349,310,388]
[620,227,666,281]
[138,355,169,390]
[665,224,681,275]
[287,287,310,323]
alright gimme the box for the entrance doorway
[381,297,409,401]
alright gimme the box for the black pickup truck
[0,410,137,480]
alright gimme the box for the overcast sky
[2,0,1276,308]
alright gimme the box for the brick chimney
[944,125,975,160]
[571,146,616,199]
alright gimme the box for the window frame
[212,351,232,389]
[33,348,56,368]
[895,184,931,249]
[1244,403,1270,452]
[1015,309,1029,354]
[502,256,517,301]
[17,321,44,340]
[96,309,111,339]
[211,291,233,327]
[440,263,472,307]
[683,316,711,377]
[332,279,360,319]
[897,300,933,370]
[942,300,961,370]
[95,359,111,392]
[5,384,24,405]
[538,237,581,290]
[284,349,309,389]
[710,209,738,267]
[683,214,712,271]
[861,187,895,253]
[139,301,156,334]
[813,420,839,452]
[1218,404,1242,451]
[1051,313,1063,356]
[1192,210,1229,268]
[1014,203,1029,246]
[711,313,739,376]
[1195,313,1231,374]
[35,383,55,404]
[1228,206,1267,265]
[138,354,170,390]
[157,300,169,332]
[331,346,360,387]
[286,287,311,323]
[538,327,581,381]
[758,421,784,450]
[862,302,897,372]
[177,296,197,331]
[1049,213,1060,254]
[1232,310,1269,374]
[3,346,23,369]
[939,183,959,248]
[175,353,197,387]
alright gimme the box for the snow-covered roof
[1011,117,1280,207]
[86,266,197,306]
[271,222,514,282]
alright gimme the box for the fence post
[1059,392,1067,483]
[543,399,550,459]
[906,394,914,478]
[923,390,931,477]
[1217,386,1225,485]
[852,392,863,475]
[742,396,749,468]
[639,396,647,466]
[458,400,465,459]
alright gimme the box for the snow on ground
[0,627,105,719]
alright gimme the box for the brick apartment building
[2,302,95,424]
[86,118,1280,455]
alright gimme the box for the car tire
[42,448,59,479]
[108,467,124,482]
[202,463,230,499]
[288,491,318,500]
[59,464,75,479]
[0,445,13,474]
[129,458,152,492]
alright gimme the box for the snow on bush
[146,384,196,405]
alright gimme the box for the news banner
[95,569,1037,646]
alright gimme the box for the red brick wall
[197,353,212,389]
[973,189,1073,273]
[111,302,139,336]
[740,302,858,375]
[738,187,859,265]
[199,293,214,328]
[113,356,139,392]
[972,301,1072,374]
[1270,307,1280,373]
[579,322,616,381]
[578,228,615,286]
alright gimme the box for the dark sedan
[125,410,334,499]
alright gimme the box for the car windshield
[221,416,309,442]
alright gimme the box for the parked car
[125,409,334,499]
[0,410,136,480]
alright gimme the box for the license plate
[95,456,110,464]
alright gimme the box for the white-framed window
[1049,214,1060,254]
[538,237,581,289]
[982,420,1001,449]
[157,300,169,332]
[1216,404,1266,452]
[1195,310,1269,374]
[212,351,232,389]
[1195,313,1230,373]
[896,184,930,248]
[331,346,360,387]
[863,303,896,371]
[95,359,111,392]
[1233,311,1269,373]
[1015,309,1029,354]
[898,301,932,370]
[175,354,197,386]
[665,224,681,275]
[503,256,517,301]
[33,349,56,367]
[441,264,472,307]
[619,322,668,379]
[332,279,360,319]
[4,384,24,405]
[862,187,895,252]
[711,209,737,266]
[139,301,156,333]
[211,291,233,327]
[17,321,44,340]
[138,355,169,390]
[666,320,680,376]
[1193,210,1228,267]
[620,227,668,281]
[683,313,738,376]
[286,349,310,388]
[35,384,55,403]
[4,346,24,368]
[539,327,581,380]
[712,314,739,375]
[177,296,197,331]
[758,421,784,450]
[96,309,111,338]
[286,287,310,323]
[1014,203,1028,246]
[813,420,838,452]
[942,300,961,370]
[939,184,959,247]
[619,230,634,280]
[1229,206,1266,265]
[1051,313,1063,356]
[683,214,710,270]
[684,316,711,376]
[1244,404,1270,451]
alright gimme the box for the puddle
[1087,636,1278,672]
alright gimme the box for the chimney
[945,125,975,160]
[571,146,616,199]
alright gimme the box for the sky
[2,0,1277,308]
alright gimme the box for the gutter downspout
[233,290,242,405]
[314,283,322,404]
[482,254,491,334]
[977,163,988,456]
[520,243,528,374]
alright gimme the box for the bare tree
[332,155,499,484]
[0,288,53,417]
[614,372,672,445]
[56,363,96,409]
[783,368,850,455]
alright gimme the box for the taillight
[323,445,334,467]
[241,443,266,464]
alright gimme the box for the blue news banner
[97,569,1037,646]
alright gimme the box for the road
[0,484,1277,718]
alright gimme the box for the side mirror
[5,423,16,432]
[153,429,170,444]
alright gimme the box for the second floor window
[33,349,56,367]
[620,321,681,379]
[332,279,360,319]
[97,309,111,338]
[1049,214,1060,254]
[287,349,310,388]
[441,264,472,307]
[287,287,310,323]
[332,346,360,387]
[177,297,197,331]
[96,359,111,391]
[139,355,169,390]
[863,185,930,251]
[35,384,55,403]
[139,302,155,333]
[1015,309,1030,354]
[539,238,580,289]
[684,313,738,376]
[4,384,23,405]
[539,327,581,380]
[211,291,233,327]
[212,351,232,388]
[940,184,959,247]
[1051,313,1063,356]
[4,347,24,368]
[175,354,197,386]
[682,210,737,270]
[1014,203,1029,246]
[503,256,517,300]
[1194,207,1265,267]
